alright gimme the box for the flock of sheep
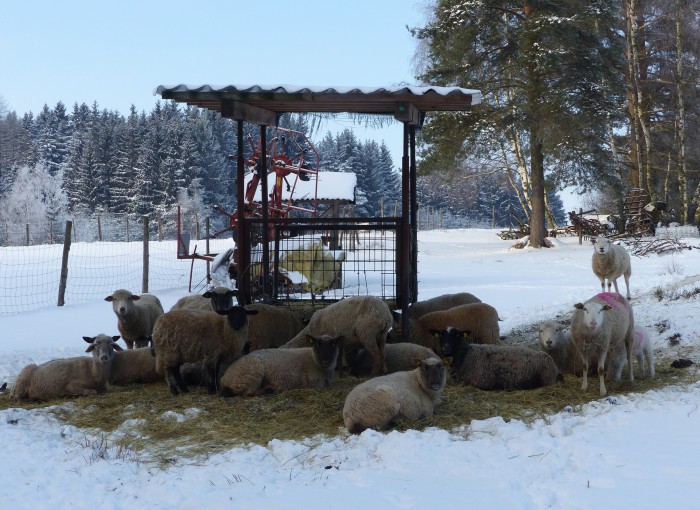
[6,235,655,433]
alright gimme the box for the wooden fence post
[57,220,72,306]
[97,215,102,241]
[125,215,130,242]
[578,208,583,245]
[142,216,149,293]
[25,223,30,246]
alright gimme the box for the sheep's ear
[85,344,96,353]
[83,336,95,344]
[414,358,423,368]
[112,335,121,342]
[442,357,453,366]
[202,291,212,298]
[429,329,440,338]
[306,334,315,345]
[104,296,114,302]
[131,295,141,301]
[574,303,584,310]
[461,330,471,338]
[602,304,612,311]
[112,342,123,352]
[246,309,259,316]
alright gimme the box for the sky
[2,227,700,508]
[1,0,430,167]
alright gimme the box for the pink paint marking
[596,292,621,309]
[634,330,644,348]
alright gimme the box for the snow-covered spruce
[245,303,304,353]
[435,327,562,390]
[218,334,342,397]
[151,306,258,395]
[406,292,482,319]
[108,345,161,386]
[282,296,392,377]
[349,342,439,378]
[390,302,500,350]
[9,334,122,401]
[342,356,451,433]
[591,236,632,299]
[571,292,635,396]
[169,287,237,313]
[104,289,164,349]
[535,320,587,376]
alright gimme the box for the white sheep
[245,303,304,353]
[592,236,632,299]
[108,346,161,386]
[282,296,392,377]
[9,335,122,401]
[218,334,342,397]
[571,292,635,396]
[342,356,451,433]
[406,292,482,319]
[170,286,237,312]
[610,325,656,379]
[105,289,164,349]
[435,327,562,390]
[390,302,500,350]
[535,320,588,376]
[151,305,258,395]
[349,342,439,377]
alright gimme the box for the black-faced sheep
[108,346,161,386]
[390,302,500,350]
[571,292,635,396]
[591,236,632,299]
[9,335,122,401]
[349,342,439,377]
[245,303,304,353]
[282,296,392,377]
[342,356,451,433]
[218,334,342,397]
[406,292,482,319]
[151,305,258,396]
[169,287,237,312]
[435,327,561,390]
[105,289,164,349]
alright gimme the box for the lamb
[282,296,392,377]
[170,286,237,312]
[342,356,451,433]
[349,342,439,377]
[406,292,482,319]
[571,292,635,396]
[435,327,562,390]
[108,345,161,386]
[9,335,122,401]
[591,236,632,299]
[218,334,342,397]
[245,303,304,353]
[535,320,588,376]
[390,302,500,350]
[151,305,258,395]
[105,289,165,349]
[611,325,656,379]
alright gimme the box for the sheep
[105,289,164,349]
[435,327,562,390]
[342,356,451,433]
[151,305,259,395]
[406,292,482,319]
[218,334,342,397]
[571,292,635,396]
[610,325,656,379]
[245,303,304,353]
[390,302,500,350]
[108,346,161,386]
[282,296,392,377]
[535,320,588,376]
[170,286,237,312]
[591,236,632,299]
[349,342,439,377]
[9,335,122,401]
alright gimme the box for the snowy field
[1,228,700,509]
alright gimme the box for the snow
[244,171,357,202]
[2,228,700,509]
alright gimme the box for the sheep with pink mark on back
[571,292,635,396]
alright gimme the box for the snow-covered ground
[2,228,700,509]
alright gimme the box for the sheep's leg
[597,351,607,396]
[165,367,189,396]
[581,361,589,391]
[611,278,620,295]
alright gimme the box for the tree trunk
[675,0,689,223]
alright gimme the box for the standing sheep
[219,334,342,397]
[435,327,561,390]
[349,342,439,377]
[390,302,500,350]
[592,236,632,299]
[282,296,392,377]
[407,292,482,319]
[342,356,451,433]
[170,287,237,312]
[10,335,122,401]
[151,305,258,395]
[571,292,635,396]
[105,289,164,349]
[610,325,656,379]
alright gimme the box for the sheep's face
[105,289,139,317]
[537,322,564,350]
[593,237,612,255]
[433,327,469,357]
[202,287,237,312]
[221,306,259,330]
[417,357,448,392]
[308,334,342,369]
[84,334,122,363]
[575,302,612,332]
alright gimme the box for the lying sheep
[108,345,161,386]
[349,342,439,377]
[105,289,164,349]
[282,296,392,377]
[535,320,588,376]
[151,305,258,395]
[170,287,237,312]
[219,334,342,397]
[10,335,122,401]
[571,292,635,396]
[407,292,482,319]
[435,327,561,390]
[343,356,451,433]
[245,303,304,353]
[592,236,632,299]
[611,325,656,379]
[390,302,500,350]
